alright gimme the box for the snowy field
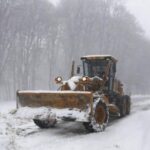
[0,95,150,150]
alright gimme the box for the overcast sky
[125,0,150,38]
[50,0,150,38]
[50,0,59,6]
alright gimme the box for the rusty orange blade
[17,91,93,110]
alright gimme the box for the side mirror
[77,66,80,74]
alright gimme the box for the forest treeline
[0,0,150,100]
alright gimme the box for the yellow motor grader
[17,55,131,132]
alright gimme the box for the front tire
[83,99,109,132]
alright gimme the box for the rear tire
[33,119,56,128]
[83,99,109,132]
[125,95,131,115]
[119,95,131,117]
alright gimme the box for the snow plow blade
[17,91,93,110]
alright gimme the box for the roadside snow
[0,101,16,113]
[0,95,150,150]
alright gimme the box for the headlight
[55,76,63,83]
[82,77,87,81]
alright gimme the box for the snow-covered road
[0,95,150,150]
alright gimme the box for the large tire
[119,95,131,117]
[119,97,126,117]
[33,119,56,128]
[83,99,109,132]
[125,95,131,115]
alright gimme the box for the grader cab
[17,55,131,132]
[81,55,118,93]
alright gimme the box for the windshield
[83,60,108,77]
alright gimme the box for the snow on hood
[63,76,81,91]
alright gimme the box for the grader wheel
[119,95,131,117]
[125,95,131,115]
[83,100,109,132]
[94,104,107,124]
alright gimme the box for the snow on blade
[17,90,91,94]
